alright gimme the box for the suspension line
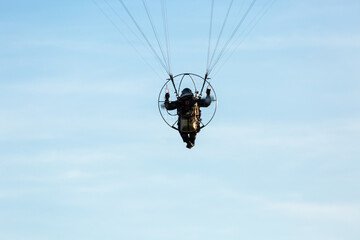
[206,0,215,74]
[208,0,258,75]
[93,0,164,80]
[208,0,234,74]
[118,0,169,73]
[161,0,172,75]
[142,0,170,74]
[212,0,276,78]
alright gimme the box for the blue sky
[1,0,360,239]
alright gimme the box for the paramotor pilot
[165,87,212,149]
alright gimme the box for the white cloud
[266,201,360,224]
[1,149,126,164]
[198,186,360,226]
[61,170,88,179]
[207,118,360,150]
[237,34,360,50]
[0,188,43,200]
[8,78,152,96]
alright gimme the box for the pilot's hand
[206,88,211,96]
[165,92,170,100]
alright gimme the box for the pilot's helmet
[180,88,193,98]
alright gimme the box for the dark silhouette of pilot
[165,87,211,149]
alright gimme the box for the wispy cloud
[237,34,360,50]
[207,118,360,149]
[61,170,88,179]
[267,201,360,224]
[5,78,152,96]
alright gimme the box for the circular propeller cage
[158,73,218,131]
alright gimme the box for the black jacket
[165,94,211,117]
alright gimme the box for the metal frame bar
[157,73,218,132]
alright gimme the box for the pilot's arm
[164,92,178,110]
[197,88,212,108]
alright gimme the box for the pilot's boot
[186,141,194,149]
[189,133,196,146]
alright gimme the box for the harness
[178,98,200,133]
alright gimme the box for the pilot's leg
[180,132,194,149]
[189,132,197,145]
[179,131,189,143]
